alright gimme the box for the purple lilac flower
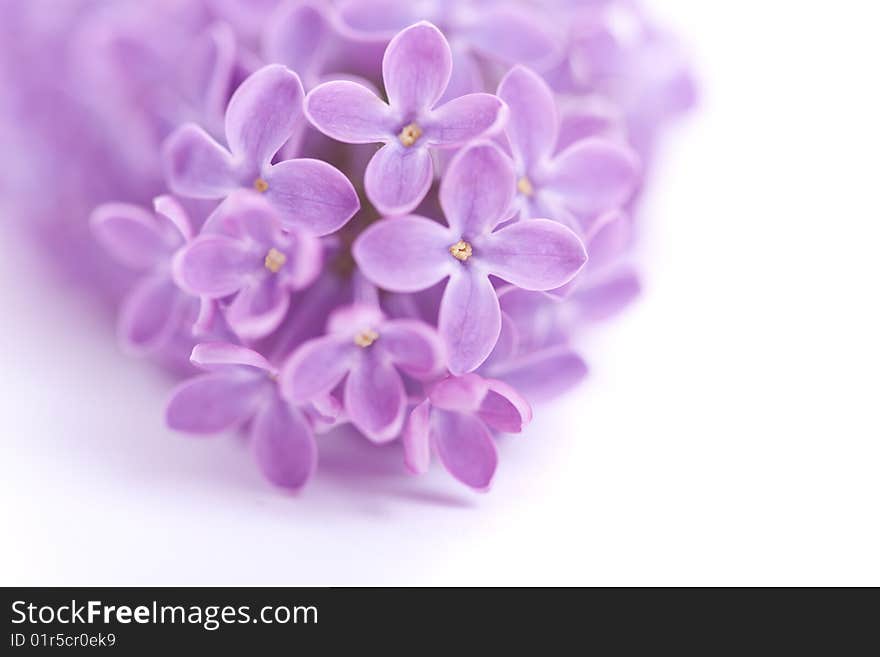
[167,341,319,490]
[353,140,587,374]
[90,196,198,354]
[303,21,507,215]
[280,303,444,442]
[173,191,322,340]
[163,63,360,235]
[403,373,532,490]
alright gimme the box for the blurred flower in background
[0,0,694,492]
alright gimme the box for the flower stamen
[264,247,287,273]
[354,328,379,348]
[397,123,422,147]
[449,240,473,262]
[517,176,534,196]
[254,177,269,193]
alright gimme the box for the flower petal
[439,268,502,375]
[190,342,274,373]
[352,214,454,292]
[382,21,451,114]
[162,123,238,198]
[477,379,532,433]
[262,1,330,86]
[336,0,419,39]
[251,396,317,490]
[544,138,641,216]
[379,319,445,379]
[226,275,291,340]
[431,409,497,491]
[262,158,360,235]
[118,275,185,354]
[280,335,356,402]
[477,219,587,290]
[344,350,406,442]
[492,347,589,403]
[570,271,641,322]
[440,141,516,237]
[428,374,489,413]
[173,235,257,297]
[403,399,432,475]
[90,203,173,270]
[364,142,434,216]
[225,64,305,168]
[497,65,558,168]
[424,92,507,147]
[304,80,395,143]
[462,7,560,70]
[166,372,267,434]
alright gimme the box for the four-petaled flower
[163,64,360,236]
[166,342,319,491]
[403,373,532,491]
[304,21,508,215]
[173,191,322,340]
[353,141,588,374]
[280,303,445,442]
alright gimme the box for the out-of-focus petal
[263,158,360,235]
[364,142,434,216]
[424,93,507,147]
[439,268,502,375]
[379,319,445,378]
[431,409,497,491]
[344,350,406,442]
[224,64,305,168]
[162,123,238,198]
[476,219,587,291]
[491,347,589,403]
[280,335,356,402]
[353,214,455,292]
[90,203,173,270]
[153,195,193,243]
[440,141,515,237]
[570,271,641,322]
[251,396,317,490]
[118,275,185,354]
[173,235,257,297]
[382,21,451,114]
[190,342,274,373]
[304,80,395,143]
[262,1,330,86]
[403,399,432,475]
[226,274,290,340]
[477,378,532,433]
[337,0,418,39]
[497,65,558,168]
[166,371,268,434]
[463,6,561,70]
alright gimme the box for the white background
[1,2,878,585]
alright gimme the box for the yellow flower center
[517,176,534,196]
[449,240,473,262]
[254,177,269,193]
[264,248,287,273]
[353,328,379,348]
[398,123,422,147]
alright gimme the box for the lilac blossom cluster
[0,0,693,491]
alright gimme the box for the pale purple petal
[90,203,173,270]
[226,275,290,340]
[162,123,238,198]
[118,275,184,354]
[251,396,317,490]
[352,214,455,292]
[440,141,516,237]
[477,378,532,433]
[173,235,257,297]
[262,158,360,235]
[326,303,385,336]
[429,374,489,413]
[403,399,432,475]
[497,65,558,167]
[492,348,589,403]
[424,93,507,147]
[262,2,330,86]
[280,335,356,402]
[462,7,560,70]
[439,269,502,375]
[379,319,445,379]
[545,139,641,216]
[153,195,193,243]
[304,80,395,143]
[571,272,641,322]
[364,142,434,216]
[224,64,305,168]
[166,371,268,434]
[382,21,451,114]
[431,409,497,491]
[345,350,406,442]
[190,342,273,373]
[476,219,587,290]
[336,0,418,39]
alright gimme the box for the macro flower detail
[280,304,445,442]
[403,373,532,490]
[498,65,641,232]
[166,342,319,490]
[173,191,322,340]
[353,141,588,374]
[304,21,508,215]
[162,63,360,236]
[90,196,197,354]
